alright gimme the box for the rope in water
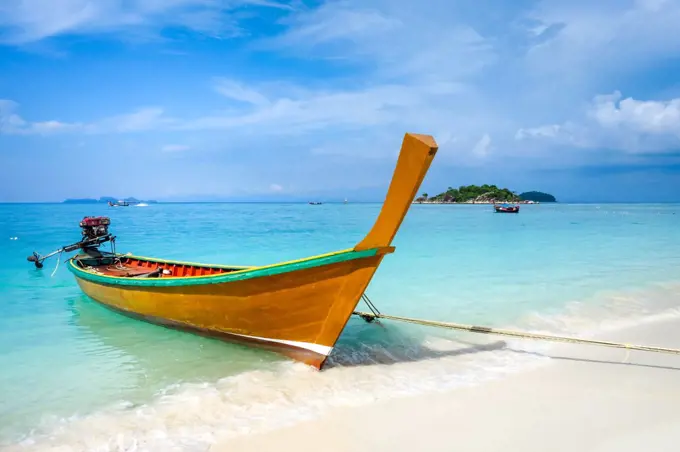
[352,311,680,356]
[50,251,63,278]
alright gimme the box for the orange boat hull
[73,250,391,368]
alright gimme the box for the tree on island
[519,191,557,202]
[415,186,556,204]
[415,193,429,202]
[429,184,520,203]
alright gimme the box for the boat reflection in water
[69,296,275,386]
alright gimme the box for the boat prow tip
[405,133,439,151]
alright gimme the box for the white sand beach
[215,316,680,452]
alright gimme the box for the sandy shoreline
[215,316,680,452]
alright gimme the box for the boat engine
[80,216,111,240]
[27,216,115,269]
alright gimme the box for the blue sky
[1,0,680,202]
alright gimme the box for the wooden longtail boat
[66,133,438,369]
[494,204,520,213]
[108,200,130,207]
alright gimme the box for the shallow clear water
[1,202,679,450]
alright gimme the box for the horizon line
[2,201,680,205]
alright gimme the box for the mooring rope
[352,311,680,356]
[362,293,381,316]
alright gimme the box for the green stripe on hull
[68,248,381,287]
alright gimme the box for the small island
[518,191,556,203]
[63,197,158,204]
[414,185,556,204]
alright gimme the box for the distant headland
[414,185,557,204]
[62,197,159,204]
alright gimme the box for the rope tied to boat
[359,293,382,323]
[352,310,680,357]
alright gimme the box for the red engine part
[80,216,111,227]
[80,216,111,239]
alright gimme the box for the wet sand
[215,316,680,452]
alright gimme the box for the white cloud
[589,91,680,135]
[261,1,494,83]
[0,100,25,131]
[526,0,680,77]
[162,144,190,152]
[213,78,270,106]
[636,0,671,12]
[6,0,680,204]
[179,81,474,140]
[0,100,171,135]
[0,0,291,44]
[0,99,82,135]
[515,124,562,140]
[5,0,680,165]
[10,81,679,161]
[270,4,401,48]
[471,134,491,157]
[97,107,170,132]
[269,183,283,192]
[517,92,680,153]
[1,82,426,135]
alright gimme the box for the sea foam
[6,283,680,452]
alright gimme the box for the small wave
[134,203,149,207]
[514,281,680,336]
[6,282,680,451]
[4,339,545,451]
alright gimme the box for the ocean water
[1,202,680,451]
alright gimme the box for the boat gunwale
[114,254,253,270]
[68,247,390,287]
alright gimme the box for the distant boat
[309,201,323,205]
[344,198,348,204]
[494,203,520,213]
[108,200,130,207]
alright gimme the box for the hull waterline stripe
[228,332,332,356]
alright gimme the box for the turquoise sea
[1,202,680,451]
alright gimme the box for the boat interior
[72,250,249,278]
